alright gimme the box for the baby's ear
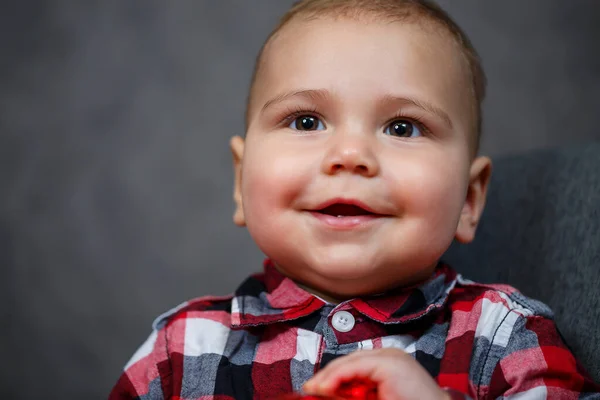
[455,156,492,244]
[230,136,246,226]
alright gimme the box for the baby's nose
[321,133,380,177]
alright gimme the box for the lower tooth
[337,215,343,218]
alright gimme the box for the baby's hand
[303,348,451,400]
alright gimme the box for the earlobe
[230,136,246,227]
[455,156,492,244]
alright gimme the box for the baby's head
[230,0,492,301]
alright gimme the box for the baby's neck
[295,282,342,304]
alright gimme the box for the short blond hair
[246,0,486,151]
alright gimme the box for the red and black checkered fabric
[110,260,600,399]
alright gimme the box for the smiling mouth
[308,200,386,229]
[316,203,376,217]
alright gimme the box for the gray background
[1,1,599,398]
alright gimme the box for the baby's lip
[310,198,383,217]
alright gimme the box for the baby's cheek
[241,172,312,267]
[240,150,312,242]
[243,158,306,211]
[390,157,467,228]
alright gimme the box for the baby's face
[233,17,485,298]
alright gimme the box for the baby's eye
[288,115,325,131]
[384,119,422,138]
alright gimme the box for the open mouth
[316,203,375,217]
[309,199,384,229]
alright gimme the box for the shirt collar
[231,259,458,328]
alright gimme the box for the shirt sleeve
[109,327,172,400]
[483,311,600,399]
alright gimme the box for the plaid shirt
[110,260,599,399]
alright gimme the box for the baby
[110,0,600,399]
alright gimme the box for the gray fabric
[443,141,600,382]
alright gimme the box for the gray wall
[1,1,599,398]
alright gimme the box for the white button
[331,311,355,332]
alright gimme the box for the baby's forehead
[246,14,481,154]
[250,16,471,113]
[265,14,461,62]
[256,15,468,89]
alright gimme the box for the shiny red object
[335,378,378,400]
[274,378,378,400]
[274,395,339,400]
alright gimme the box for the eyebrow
[261,89,330,113]
[261,89,453,129]
[381,94,453,129]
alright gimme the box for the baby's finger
[306,349,407,389]
[304,354,386,394]
[304,350,373,389]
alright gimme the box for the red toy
[275,378,378,400]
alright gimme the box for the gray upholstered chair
[443,141,600,382]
